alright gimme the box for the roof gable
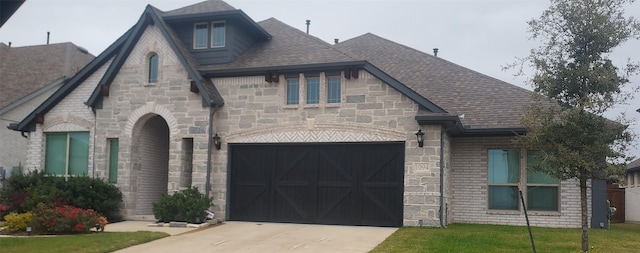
[86,5,223,109]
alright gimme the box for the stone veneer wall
[91,25,211,218]
[450,136,585,228]
[212,71,444,226]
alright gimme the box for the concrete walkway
[113,221,397,253]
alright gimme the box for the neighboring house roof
[0,0,25,27]
[0,42,94,110]
[628,158,640,173]
[0,77,67,116]
[163,0,235,16]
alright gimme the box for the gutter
[205,105,220,198]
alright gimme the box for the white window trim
[210,21,226,48]
[193,22,209,49]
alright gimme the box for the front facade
[10,0,599,228]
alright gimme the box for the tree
[517,0,640,252]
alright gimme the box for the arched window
[148,53,159,83]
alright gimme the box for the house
[8,0,608,228]
[626,159,640,224]
[0,42,94,174]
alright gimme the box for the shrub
[3,212,33,233]
[152,193,180,223]
[152,187,213,224]
[30,203,100,234]
[0,171,122,221]
[64,176,122,220]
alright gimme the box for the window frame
[326,76,342,104]
[486,148,561,213]
[148,53,159,83]
[193,23,209,49]
[286,78,300,105]
[44,132,90,177]
[211,21,226,48]
[306,77,320,104]
[487,149,521,211]
[107,138,119,184]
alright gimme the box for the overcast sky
[1,0,639,157]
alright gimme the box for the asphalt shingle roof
[200,18,356,72]
[163,0,235,16]
[334,33,537,129]
[0,42,94,109]
[628,158,640,172]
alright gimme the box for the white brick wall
[450,136,585,228]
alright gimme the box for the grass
[370,223,640,253]
[0,231,169,253]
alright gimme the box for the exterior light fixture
[415,129,424,148]
[213,133,221,150]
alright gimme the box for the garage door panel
[317,187,355,224]
[230,143,404,227]
[361,188,403,226]
[273,186,315,222]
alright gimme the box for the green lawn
[370,223,640,253]
[0,231,169,253]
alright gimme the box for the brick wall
[450,136,585,228]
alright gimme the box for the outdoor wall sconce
[213,133,222,150]
[415,129,424,148]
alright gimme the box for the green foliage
[29,203,100,234]
[370,223,640,253]
[516,0,640,251]
[0,231,169,253]
[152,187,213,224]
[64,176,122,220]
[3,212,33,233]
[0,171,122,221]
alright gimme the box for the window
[287,79,299,105]
[630,172,636,187]
[107,139,119,184]
[306,77,319,104]
[194,23,208,49]
[148,53,158,83]
[211,22,226,47]
[327,76,341,103]
[488,149,520,210]
[487,149,560,212]
[526,151,559,211]
[45,132,89,176]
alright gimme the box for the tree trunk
[580,178,589,252]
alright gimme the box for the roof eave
[202,60,368,78]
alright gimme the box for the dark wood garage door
[229,142,404,227]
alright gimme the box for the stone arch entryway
[131,114,170,215]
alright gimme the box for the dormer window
[194,23,208,49]
[211,22,226,47]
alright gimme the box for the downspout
[205,105,220,198]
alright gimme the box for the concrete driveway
[114,221,397,253]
